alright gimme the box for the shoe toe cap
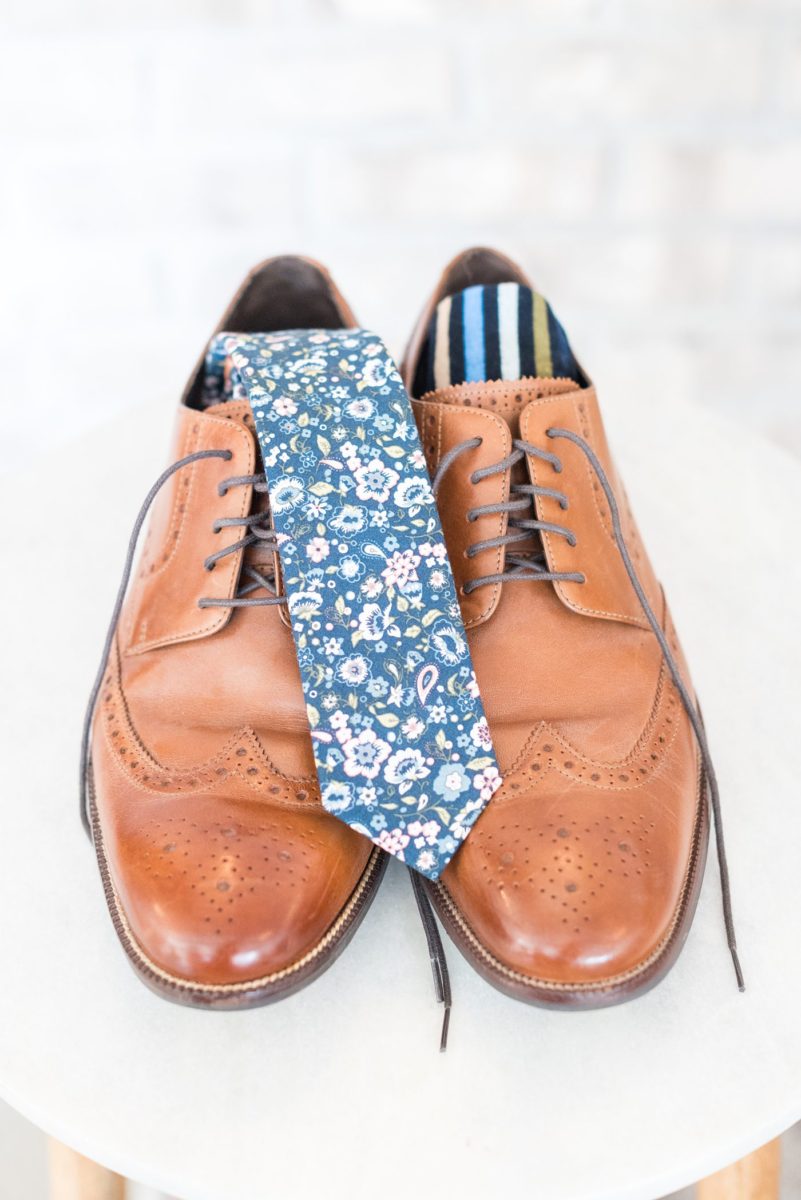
[441,776,703,998]
[104,793,372,990]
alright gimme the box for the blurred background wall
[1,0,800,1195]
[2,0,801,476]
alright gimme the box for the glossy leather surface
[90,258,375,989]
[403,249,704,997]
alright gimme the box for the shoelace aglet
[427,930,452,1053]
[731,944,745,992]
[439,1003,451,1053]
[429,955,451,1051]
[409,870,453,1052]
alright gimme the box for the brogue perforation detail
[101,646,319,805]
[499,665,681,800]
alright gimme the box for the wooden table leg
[697,1138,781,1200]
[47,1138,127,1200]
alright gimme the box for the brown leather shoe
[83,257,386,1009]
[402,248,738,1008]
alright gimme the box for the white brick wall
[1,0,800,472]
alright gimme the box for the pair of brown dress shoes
[82,248,741,1021]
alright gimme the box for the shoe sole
[86,765,388,1010]
[424,761,710,1009]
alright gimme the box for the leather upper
[403,251,704,994]
[90,259,374,988]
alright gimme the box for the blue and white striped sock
[415,282,582,396]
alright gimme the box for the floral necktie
[220,328,501,879]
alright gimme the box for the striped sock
[415,283,582,395]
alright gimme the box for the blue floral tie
[217,329,501,879]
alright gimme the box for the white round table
[1,392,799,1200]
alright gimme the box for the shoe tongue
[414,282,582,434]
[415,284,583,567]
[430,374,579,441]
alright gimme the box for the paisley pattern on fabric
[212,328,502,879]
